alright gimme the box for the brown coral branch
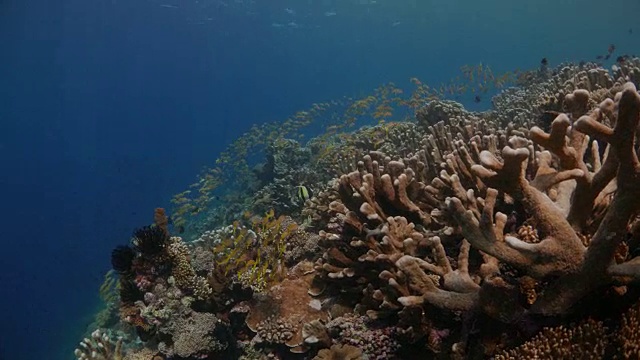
[609,256,640,278]
[531,83,640,314]
[395,255,478,311]
[448,185,584,278]
[394,236,479,311]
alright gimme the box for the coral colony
[78,59,640,359]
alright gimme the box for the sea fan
[132,225,168,255]
[111,245,136,274]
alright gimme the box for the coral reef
[312,79,640,356]
[82,61,640,359]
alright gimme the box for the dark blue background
[1,0,638,358]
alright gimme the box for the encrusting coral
[244,261,328,353]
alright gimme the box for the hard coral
[313,79,640,358]
[325,314,400,360]
[313,344,363,360]
[497,298,640,359]
[495,318,608,360]
[158,311,227,358]
[74,329,123,360]
[447,83,640,315]
[313,124,510,316]
[167,236,212,300]
[245,270,328,353]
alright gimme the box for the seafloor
[76,59,640,360]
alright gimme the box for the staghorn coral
[443,83,640,315]
[344,83,640,320]
[312,80,640,357]
[312,119,517,317]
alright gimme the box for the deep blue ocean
[1,0,638,358]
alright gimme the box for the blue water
[1,0,638,358]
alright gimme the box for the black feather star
[111,245,136,274]
[132,225,169,255]
[119,279,144,304]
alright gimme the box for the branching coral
[312,118,520,316]
[312,80,640,358]
[495,318,609,360]
[444,83,640,315]
[490,61,616,128]
[74,329,123,360]
[497,298,640,359]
